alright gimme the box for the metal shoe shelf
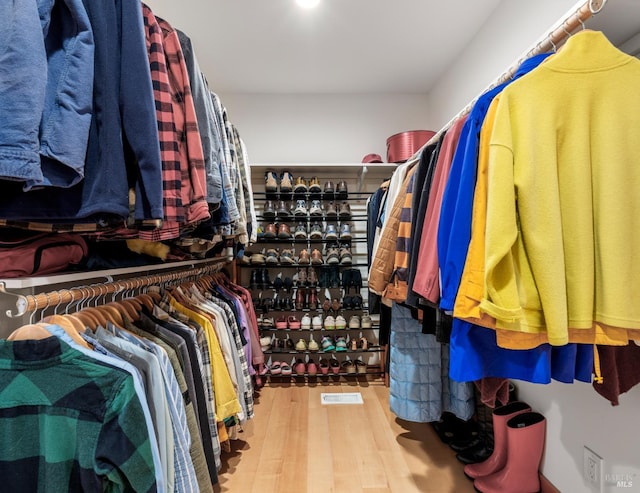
[265,369,385,380]
[247,164,389,382]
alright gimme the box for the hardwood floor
[213,380,476,493]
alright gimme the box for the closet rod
[0,259,228,319]
[421,0,608,150]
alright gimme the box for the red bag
[0,231,88,278]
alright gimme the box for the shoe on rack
[280,362,293,376]
[260,269,272,289]
[280,171,293,193]
[295,267,308,286]
[307,358,319,376]
[288,316,302,330]
[324,315,336,330]
[358,337,368,351]
[278,223,291,239]
[326,247,340,265]
[295,338,307,351]
[324,181,335,196]
[275,316,288,330]
[307,267,318,287]
[339,222,352,240]
[309,200,323,216]
[270,361,282,374]
[311,248,324,265]
[341,359,356,373]
[308,176,322,194]
[336,180,348,199]
[354,359,367,374]
[339,246,352,265]
[295,288,306,310]
[298,249,311,265]
[264,223,277,239]
[264,200,276,218]
[294,176,308,193]
[335,315,347,330]
[321,336,336,352]
[280,248,295,264]
[260,335,272,351]
[265,171,278,193]
[348,315,360,329]
[324,224,338,240]
[308,289,318,310]
[294,223,308,239]
[301,314,312,330]
[330,358,340,374]
[294,358,306,375]
[277,200,290,217]
[319,358,330,375]
[265,248,279,264]
[285,337,295,352]
[294,199,308,216]
[310,222,323,239]
[338,202,351,219]
[325,201,338,218]
[250,269,260,290]
[312,315,323,330]
[308,336,320,352]
[360,313,373,329]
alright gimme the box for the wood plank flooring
[213,380,476,493]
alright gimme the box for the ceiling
[144,0,504,94]
[144,0,640,95]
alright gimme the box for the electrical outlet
[583,446,603,491]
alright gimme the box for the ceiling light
[296,0,320,8]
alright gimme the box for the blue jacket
[0,0,93,190]
[0,0,163,223]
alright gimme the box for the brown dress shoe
[277,200,290,217]
[277,223,291,239]
[324,181,335,195]
[336,180,348,198]
[264,223,277,238]
[298,249,311,265]
[311,248,324,265]
[264,200,276,218]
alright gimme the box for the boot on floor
[464,401,531,479]
[474,411,546,493]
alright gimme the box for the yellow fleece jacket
[478,31,640,346]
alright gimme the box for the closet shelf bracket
[0,282,29,318]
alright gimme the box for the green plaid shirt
[0,336,157,493]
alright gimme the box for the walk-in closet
[1,1,639,492]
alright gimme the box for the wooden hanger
[40,316,92,349]
[95,304,125,328]
[7,324,53,341]
[65,314,89,333]
[135,293,155,311]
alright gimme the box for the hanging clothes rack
[0,259,228,319]
[421,0,609,150]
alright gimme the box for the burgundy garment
[474,377,510,409]
[593,343,640,406]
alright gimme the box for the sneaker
[325,201,338,217]
[288,316,302,330]
[294,176,308,193]
[295,338,308,352]
[280,248,295,264]
[281,362,293,376]
[309,200,322,216]
[265,171,278,193]
[294,199,308,216]
[321,336,336,352]
[311,248,323,265]
[307,358,319,375]
[339,246,352,265]
[335,315,347,330]
[280,171,293,193]
[311,315,323,330]
[294,358,306,375]
[361,313,373,329]
[324,315,336,330]
[348,315,360,329]
[335,336,348,352]
[339,222,352,240]
[308,337,320,352]
[339,202,351,219]
[308,176,322,193]
[336,180,348,199]
[294,223,307,239]
[265,248,279,264]
[298,249,311,265]
[324,224,338,240]
[301,314,312,330]
[310,222,323,239]
[326,247,340,264]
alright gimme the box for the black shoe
[260,269,271,289]
[349,268,363,291]
[456,444,493,465]
[273,276,283,291]
[250,269,260,290]
[450,436,484,453]
[283,277,293,293]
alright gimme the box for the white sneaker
[335,315,347,330]
[324,315,336,330]
[360,313,372,329]
[348,315,360,329]
[301,314,312,330]
[312,315,323,330]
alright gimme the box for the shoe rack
[244,163,396,381]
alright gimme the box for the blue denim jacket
[0,0,163,222]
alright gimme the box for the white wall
[427,1,640,492]
[217,93,431,164]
